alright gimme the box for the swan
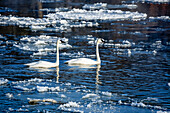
[65,38,104,65]
[25,39,64,68]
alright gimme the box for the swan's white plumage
[25,39,62,68]
[65,38,103,65]
[65,58,99,65]
[25,61,58,68]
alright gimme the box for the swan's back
[25,61,58,68]
[65,58,99,65]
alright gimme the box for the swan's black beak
[60,40,65,43]
[101,39,105,43]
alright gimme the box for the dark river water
[0,0,170,112]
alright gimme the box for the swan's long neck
[56,41,59,66]
[96,42,101,64]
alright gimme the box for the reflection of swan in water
[56,67,59,83]
[25,39,64,68]
[65,38,104,65]
[95,65,102,93]
[96,65,101,85]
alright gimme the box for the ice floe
[107,4,138,9]
[13,85,34,91]
[82,3,138,10]
[13,35,72,56]
[46,9,147,21]
[36,86,60,92]
[0,78,8,85]
[118,99,166,110]
[82,93,100,100]
[82,3,107,10]
[138,0,169,3]
[59,101,81,108]
[0,7,17,12]
[149,16,170,22]
[6,93,13,98]
[101,91,112,97]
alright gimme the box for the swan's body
[25,39,62,68]
[25,61,58,68]
[65,38,104,65]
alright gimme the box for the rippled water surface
[0,0,170,112]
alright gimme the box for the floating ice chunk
[40,0,63,3]
[0,78,8,85]
[16,108,29,112]
[82,93,99,99]
[138,0,169,3]
[149,16,170,22]
[87,102,93,108]
[29,25,46,30]
[118,100,122,104]
[14,85,31,91]
[36,86,60,92]
[152,50,157,55]
[0,7,18,12]
[60,94,66,98]
[91,29,115,32]
[131,102,146,107]
[37,86,49,92]
[101,91,112,96]
[59,101,80,108]
[35,40,46,45]
[83,3,107,10]
[28,78,44,82]
[6,93,13,98]
[46,9,147,21]
[49,86,60,92]
[108,4,138,9]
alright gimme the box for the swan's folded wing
[65,58,98,65]
[25,61,58,68]
[25,61,38,66]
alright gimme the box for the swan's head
[57,39,65,44]
[97,38,105,44]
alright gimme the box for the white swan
[65,38,104,65]
[25,39,63,68]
